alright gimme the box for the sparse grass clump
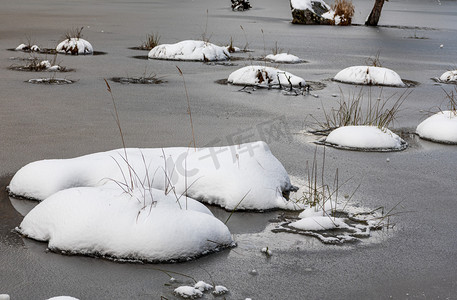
[365,51,382,67]
[227,37,236,53]
[331,0,355,26]
[139,32,161,50]
[271,42,283,55]
[65,27,84,40]
[443,86,457,116]
[314,88,409,133]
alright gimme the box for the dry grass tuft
[140,32,161,50]
[64,27,84,40]
[331,0,355,26]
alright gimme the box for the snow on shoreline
[227,65,306,88]
[416,111,457,144]
[17,185,234,263]
[56,38,93,55]
[9,142,296,211]
[322,126,407,151]
[334,66,405,87]
[148,40,230,61]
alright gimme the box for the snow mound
[212,285,229,295]
[56,38,93,55]
[439,70,457,83]
[194,281,213,292]
[8,142,296,211]
[334,66,405,87]
[323,126,407,151]
[38,60,62,72]
[227,65,306,87]
[416,111,457,144]
[47,297,79,300]
[174,286,203,299]
[290,0,330,12]
[265,53,301,63]
[148,40,230,61]
[15,44,40,52]
[17,186,233,262]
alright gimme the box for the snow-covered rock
[148,40,230,61]
[334,66,405,87]
[8,142,296,211]
[290,0,333,25]
[194,281,213,292]
[265,53,301,63]
[56,38,93,55]
[228,66,305,88]
[174,286,203,299]
[416,111,457,144]
[323,126,407,151]
[17,185,233,262]
[439,70,457,83]
[212,285,229,295]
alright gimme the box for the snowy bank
[334,66,405,87]
[9,142,296,211]
[227,66,305,88]
[416,111,457,144]
[322,126,407,151]
[56,38,93,55]
[265,53,301,64]
[439,70,457,83]
[17,185,234,262]
[148,40,230,61]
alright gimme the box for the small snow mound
[228,65,306,87]
[439,70,457,83]
[0,295,10,300]
[47,297,79,300]
[290,0,331,12]
[56,38,93,55]
[290,216,349,231]
[265,53,301,63]
[15,43,28,51]
[324,126,407,151]
[194,281,213,292]
[174,286,203,299]
[416,111,457,144]
[148,40,230,61]
[334,66,405,87]
[261,247,272,256]
[212,285,229,295]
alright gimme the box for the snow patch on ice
[148,40,230,61]
[439,70,457,83]
[416,111,457,144]
[265,53,301,63]
[174,286,203,299]
[47,297,79,300]
[334,66,405,87]
[324,126,407,151]
[228,65,306,87]
[213,285,229,295]
[194,281,213,292]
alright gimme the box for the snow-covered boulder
[265,53,301,63]
[439,70,457,83]
[290,0,333,25]
[56,38,93,55]
[334,66,405,87]
[227,66,306,88]
[323,126,407,151]
[416,111,457,144]
[8,142,296,211]
[17,185,234,262]
[148,40,230,61]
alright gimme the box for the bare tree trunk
[365,0,385,26]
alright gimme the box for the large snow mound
[227,65,306,87]
[416,111,457,144]
[324,126,407,151]
[290,0,330,12]
[56,38,93,55]
[148,40,230,61]
[334,66,405,87]
[17,185,233,262]
[265,53,301,63]
[9,142,296,211]
[439,70,457,83]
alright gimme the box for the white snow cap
[0,295,10,300]
[334,66,405,87]
[9,142,295,211]
[17,186,233,262]
[439,70,457,82]
[325,126,407,151]
[56,38,93,55]
[265,53,301,63]
[416,111,457,144]
[174,286,203,299]
[47,297,79,300]
[290,0,331,12]
[148,40,230,61]
[213,285,229,295]
[194,281,213,292]
[228,65,306,87]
